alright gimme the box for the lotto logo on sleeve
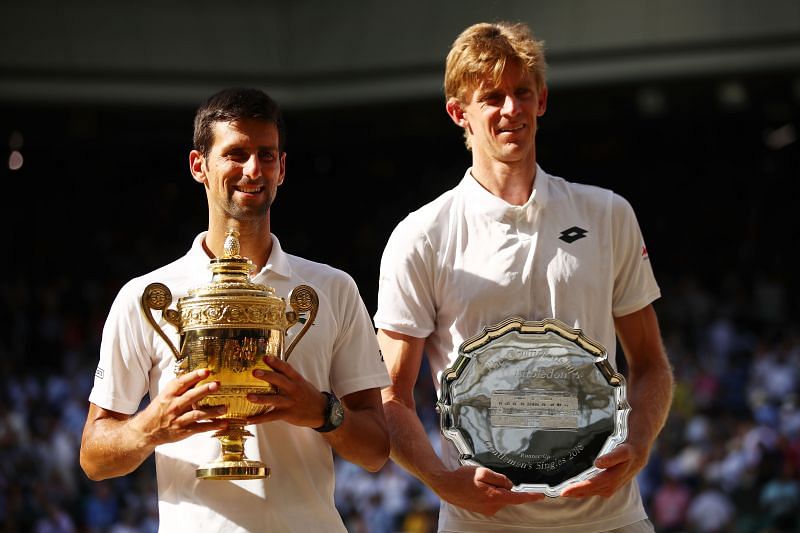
[95,367,105,380]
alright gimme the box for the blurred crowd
[1,261,798,533]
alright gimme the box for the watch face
[331,399,345,427]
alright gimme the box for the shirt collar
[189,231,293,279]
[459,164,550,220]
[259,233,292,279]
[188,232,213,269]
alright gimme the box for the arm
[79,368,228,481]
[328,387,388,472]
[246,355,389,472]
[378,329,542,515]
[562,304,674,498]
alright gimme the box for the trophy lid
[188,228,275,297]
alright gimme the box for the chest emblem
[558,226,588,243]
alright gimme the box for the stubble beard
[225,193,273,222]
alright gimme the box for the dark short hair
[193,87,286,157]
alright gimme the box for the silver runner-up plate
[436,317,630,497]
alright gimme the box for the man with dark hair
[193,88,287,156]
[375,22,673,532]
[80,87,390,532]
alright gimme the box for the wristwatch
[314,391,344,433]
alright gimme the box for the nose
[501,94,521,116]
[243,154,261,180]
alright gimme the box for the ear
[277,152,286,186]
[446,97,468,128]
[189,150,207,184]
[537,85,548,116]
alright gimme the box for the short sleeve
[88,280,154,414]
[373,216,436,339]
[611,193,661,317]
[329,274,391,397]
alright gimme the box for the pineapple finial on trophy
[207,228,257,285]
[223,228,241,258]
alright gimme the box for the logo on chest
[558,226,588,244]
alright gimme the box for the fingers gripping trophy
[140,229,318,480]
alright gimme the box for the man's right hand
[434,465,544,516]
[129,368,228,446]
[81,368,228,480]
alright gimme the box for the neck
[470,155,538,206]
[204,218,272,271]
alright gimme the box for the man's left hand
[560,442,647,499]
[245,355,327,428]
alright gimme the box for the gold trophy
[140,229,318,480]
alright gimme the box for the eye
[259,150,277,162]
[225,149,249,163]
[481,92,502,105]
[515,87,534,99]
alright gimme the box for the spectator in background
[686,481,735,533]
[759,461,800,531]
[651,472,691,532]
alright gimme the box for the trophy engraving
[437,317,630,497]
[141,229,319,480]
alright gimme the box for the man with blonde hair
[375,21,673,532]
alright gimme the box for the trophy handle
[141,282,182,362]
[284,284,319,361]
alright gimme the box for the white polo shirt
[90,232,390,533]
[375,166,660,532]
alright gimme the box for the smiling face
[447,60,547,168]
[189,118,285,226]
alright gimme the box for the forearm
[383,397,449,491]
[377,330,448,487]
[625,353,674,454]
[80,410,154,481]
[325,403,389,472]
[615,305,674,456]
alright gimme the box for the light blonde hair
[444,21,547,104]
